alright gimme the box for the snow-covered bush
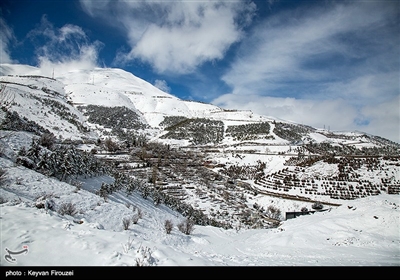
[70,179,82,192]
[312,202,323,210]
[135,245,156,266]
[0,141,5,158]
[152,190,163,206]
[164,219,173,234]
[131,213,139,225]
[122,217,131,230]
[265,205,282,220]
[125,178,142,195]
[177,218,195,235]
[140,184,150,199]
[35,193,56,211]
[58,202,77,216]
[39,133,56,149]
[0,196,8,204]
[104,137,119,153]
[131,205,143,220]
[121,236,134,253]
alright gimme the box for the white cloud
[154,79,170,93]
[38,44,101,77]
[27,15,102,76]
[213,94,357,130]
[0,17,16,64]
[222,2,398,96]
[215,1,400,143]
[79,0,111,17]
[59,24,86,42]
[360,95,400,143]
[321,72,399,105]
[80,0,256,74]
[213,93,400,143]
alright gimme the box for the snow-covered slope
[59,67,228,128]
[0,72,92,140]
[1,64,399,209]
[1,63,400,267]
[1,152,399,266]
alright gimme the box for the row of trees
[97,169,231,229]
[12,133,231,229]
[1,107,50,136]
[79,105,148,131]
[17,137,111,182]
[31,95,88,133]
[221,160,266,180]
[159,116,188,129]
[162,118,224,145]
[226,122,272,141]
[273,122,315,143]
[304,142,400,157]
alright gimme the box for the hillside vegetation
[1,66,399,231]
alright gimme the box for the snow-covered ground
[1,152,399,266]
[1,63,399,269]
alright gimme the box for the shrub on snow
[164,219,173,234]
[122,217,131,230]
[312,202,323,210]
[58,202,77,216]
[35,194,56,211]
[177,218,195,235]
[131,213,140,225]
[0,196,8,204]
[265,205,282,220]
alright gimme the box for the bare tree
[104,137,119,153]
[122,217,131,230]
[58,202,77,216]
[164,219,173,234]
[177,218,195,235]
[131,213,139,224]
[39,133,56,149]
[265,205,282,220]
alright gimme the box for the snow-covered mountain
[1,64,226,129]
[1,63,398,148]
[1,63,399,267]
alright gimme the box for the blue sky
[1,0,399,143]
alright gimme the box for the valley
[1,64,398,231]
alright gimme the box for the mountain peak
[1,63,399,150]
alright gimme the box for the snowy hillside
[2,63,399,147]
[1,63,399,267]
[0,74,92,141]
[1,151,399,266]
